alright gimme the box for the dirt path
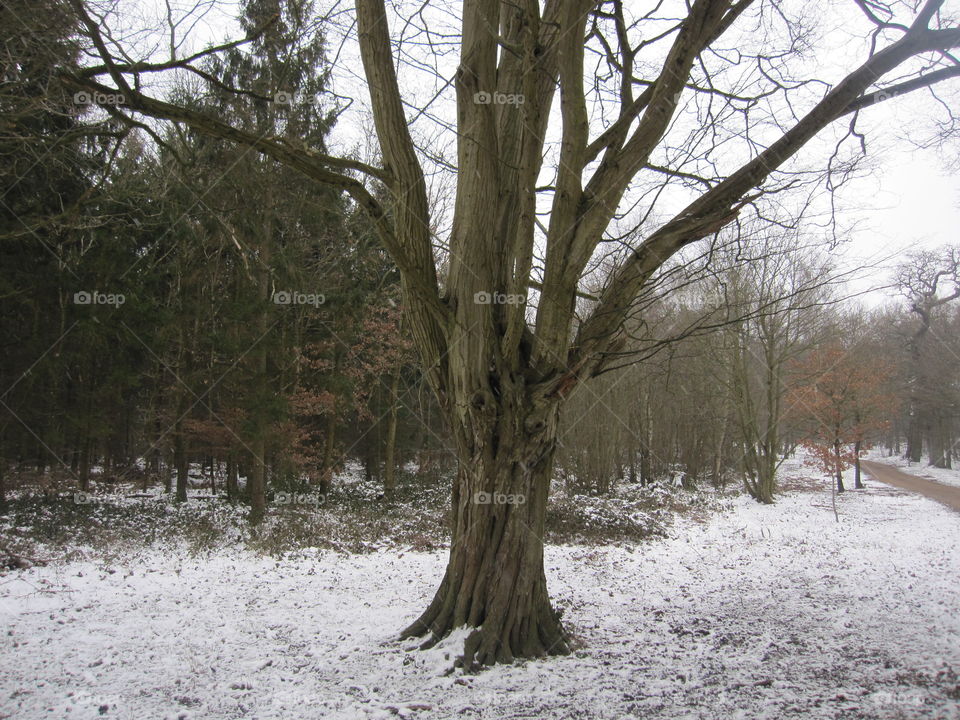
[860,459,960,513]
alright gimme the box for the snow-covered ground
[865,447,960,489]
[2,479,958,719]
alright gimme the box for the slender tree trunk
[163,451,173,494]
[149,407,162,490]
[363,446,373,482]
[383,367,402,495]
[78,437,91,492]
[733,331,774,504]
[757,331,781,504]
[150,447,160,481]
[319,419,336,496]
[174,426,188,502]
[35,438,44,473]
[712,420,727,489]
[830,466,839,522]
[173,324,190,502]
[854,439,864,489]
[247,247,270,524]
[834,437,845,493]
[70,428,81,474]
[246,274,268,523]
[226,454,238,500]
[248,439,266,523]
[906,322,927,463]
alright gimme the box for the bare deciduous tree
[62,0,960,665]
[896,244,960,466]
[722,234,835,503]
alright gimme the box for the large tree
[896,245,960,466]
[61,0,960,666]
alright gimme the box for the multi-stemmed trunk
[401,384,569,668]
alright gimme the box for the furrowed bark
[401,381,568,668]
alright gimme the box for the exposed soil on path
[860,459,960,513]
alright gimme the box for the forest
[2,0,960,718]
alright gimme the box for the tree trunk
[712,421,727,489]
[383,367,402,495]
[149,441,161,481]
[400,393,569,669]
[248,439,266,524]
[319,419,336,496]
[930,417,951,469]
[226,454,238,500]
[35,438,44,473]
[854,439,864,489]
[78,437,91,492]
[163,451,173,494]
[70,430,80,474]
[639,446,651,486]
[906,411,923,463]
[834,438,845,494]
[757,473,775,504]
[174,426,188,502]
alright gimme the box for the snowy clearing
[2,478,958,720]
